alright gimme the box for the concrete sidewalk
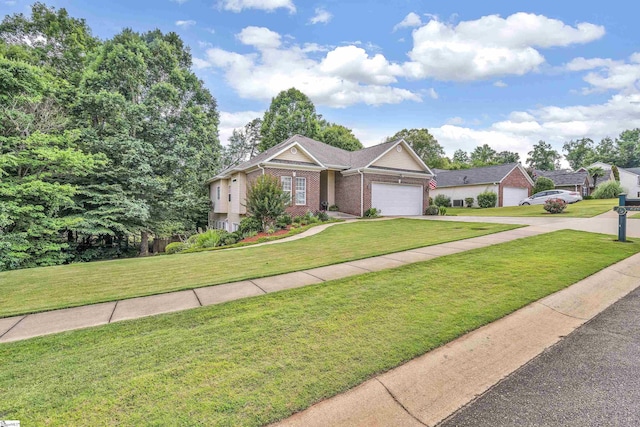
[273,252,640,427]
[0,226,544,343]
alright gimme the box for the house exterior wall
[327,170,336,206]
[262,167,321,216]
[211,178,229,213]
[618,170,640,197]
[430,184,498,206]
[230,172,247,215]
[372,146,424,171]
[499,167,532,207]
[335,173,362,216]
[363,173,430,215]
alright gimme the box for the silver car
[519,189,583,205]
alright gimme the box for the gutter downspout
[258,164,265,175]
[358,169,364,217]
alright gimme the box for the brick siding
[335,173,362,216]
[499,167,532,207]
[261,168,321,216]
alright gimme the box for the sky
[3,0,640,166]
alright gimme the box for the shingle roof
[535,170,589,187]
[209,135,428,180]
[622,167,640,175]
[433,163,520,187]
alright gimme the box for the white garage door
[371,183,423,216]
[503,187,529,207]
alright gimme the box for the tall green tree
[470,144,497,166]
[452,149,469,164]
[615,129,640,168]
[590,137,619,165]
[223,118,262,168]
[495,151,520,164]
[386,128,445,168]
[526,140,560,171]
[563,138,594,170]
[259,88,320,152]
[318,123,363,151]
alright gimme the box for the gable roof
[621,167,640,176]
[207,135,432,182]
[433,163,530,188]
[535,169,589,187]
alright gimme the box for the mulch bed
[241,226,292,243]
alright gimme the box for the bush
[425,206,439,215]
[239,216,262,234]
[544,198,567,214]
[583,195,593,200]
[533,176,555,194]
[195,229,224,248]
[165,242,186,254]
[328,204,339,211]
[465,197,474,208]
[246,175,290,231]
[477,191,498,208]
[592,180,625,199]
[364,207,381,218]
[438,206,447,216]
[275,213,293,229]
[315,210,329,222]
[434,194,451,207]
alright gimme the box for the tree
[259,88,320,152]
[526,141,560,171]
[452,149,469,164]
[386,128,446,168]
[590,137,618,165]
[615,129,640,168]
[587,166,606,188]
[222,118,262,168]
[495,151,520,164]
[245,175,290,231]
[470,144,497,166]
[563,138,594,170]
[532,176,555,194]
[318,124,363,151]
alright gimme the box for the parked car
[519,190,583,205]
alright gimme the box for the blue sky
[3,0,640,165]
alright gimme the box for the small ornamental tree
[544,198,567,214]
[245,175,290,231]
[434,194,451,207]
[533,176,555,194]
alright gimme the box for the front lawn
[1,231,637,426]
[0,219,517,318]
[446,198,615,218]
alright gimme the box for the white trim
[295,177,307,205]
[267,142,326,168]
[261,161,324,172]
[364,139,434,175]
[281,176,292,204]
[342,167,431,179]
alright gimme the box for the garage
[371,183,423,216]
[503,187,529,206]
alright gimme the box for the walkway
[0,226,544,343]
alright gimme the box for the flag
[429,177,437,190]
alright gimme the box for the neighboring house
[581,162,640,197]
[430,163,533,207]
[534,169,592,196]
[206,135,434,230]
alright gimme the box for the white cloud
[218,0,295,13]
[309,8,332,25]
[404,12,605,81]
[200,27,421,107]
[236,26,281,50]
[566,53,640,94]
[219,110,264,145]
[426,88,438,99]
[175,20,196,28]
[393,12,422,32]
[446,117,465,125]
[170,0,188,4]
[192,57,211,69]
[432,93,640,166]
[494,80,507,87]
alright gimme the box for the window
[295,177,306,205]
[216,186,220,200]
[228,185,231,202]
[232,223,239,232]
[281,176,292,203]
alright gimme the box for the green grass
[446,198,616,218]
[0,219,518,318]
[1,230,637,426]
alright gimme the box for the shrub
[328,204,339,211]
[165,242,186,254]
[245,175,290,231]
[438,206,447,216]
[465,197,474,208]
[544,198,567,214]
[425,206,439,215]
[315,210,329,222]
[239,216,262,234]
[434,194,451,207]
[533,176,555,194]
[592,180,625,199]
[583,195,593,200]
[477,191,498,208]
[275,213,293,229]
[364,207,381,218]
[195,229,224,248]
